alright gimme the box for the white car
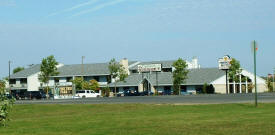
[76,90,100,98]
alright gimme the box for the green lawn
[1,103,275,135]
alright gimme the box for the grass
[0,103,275,135]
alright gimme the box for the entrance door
[142,79,151,95]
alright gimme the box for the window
[162,68,172,72]
[76,91,85,93]
[94,76,99,81]
[54,78,59,83]
[20,78,27,84]
[131,70,138,73]
[9,79,16,84]
[66,77,72,82]
[86,91,90,93]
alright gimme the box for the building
[7,57,267,98]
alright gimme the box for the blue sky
[0,0,275,78]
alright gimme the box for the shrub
[0,80,15,127]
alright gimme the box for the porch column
[239,74,242,93]
[233,81,236,94]
[245,77,248,93]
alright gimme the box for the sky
[0,0,275,78]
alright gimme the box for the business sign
[218,55,232,70]
[138,64,162,73]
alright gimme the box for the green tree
[81,81,90,90]
[13,67,25,74]
[228,58,242,82]
[266,77,273,92]
[172,58,188,95]
[72,78,100,91]
[0,80,15,127]
[108,58,128,95]
[203,83,208,94]
[90,79,100,90]
[38,55,59,97]
[101,87,110,97]
[71,77,84,90]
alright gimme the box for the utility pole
[253,40,258,107]
[8,61,11,95]
[273,68,275,92]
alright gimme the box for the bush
[101,87,110,97]
[202,83,215,94]
[0,80,15,127]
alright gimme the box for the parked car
[76,90,100,98]
[124,90,139,96]
[4,94,14,99]
[24,91,46,100]
[139,90,154,96]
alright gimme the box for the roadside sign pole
[253,40,258,107]
[226,69,228,94]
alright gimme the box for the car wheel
[82,96,86,98]
[96,95,100,98]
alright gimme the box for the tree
[0,80,14,127]
[203,83,208,94]
[172,58,188,95]
[13,67,24,74]
[38,55,59,97]
[228,58,242,82]
[266,77,273,92]
[108,58,128,95]
[90,79,100,91]
[71,77,84,90]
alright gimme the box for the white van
[76,90,100,98]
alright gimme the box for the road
[15,93,275,105]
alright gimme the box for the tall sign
[218,55,232,70]
[219,55,232,94]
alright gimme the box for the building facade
[7,57,267,98]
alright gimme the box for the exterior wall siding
[27,73,40,91]
[212,84,226,94]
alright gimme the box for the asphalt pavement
[15,93,275,105]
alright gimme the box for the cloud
[70,0,126,18]
[46,0,99,18]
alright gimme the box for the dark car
[139,91,154,96]
[24,91,45,100]
[124,90,139,96]
[3,94,14,99]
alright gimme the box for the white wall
[27,73,41,91]
[211,69,267,93]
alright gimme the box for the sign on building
[138,64,162,73]
[218,55,232,70]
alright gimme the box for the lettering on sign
[138,64,162,72]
